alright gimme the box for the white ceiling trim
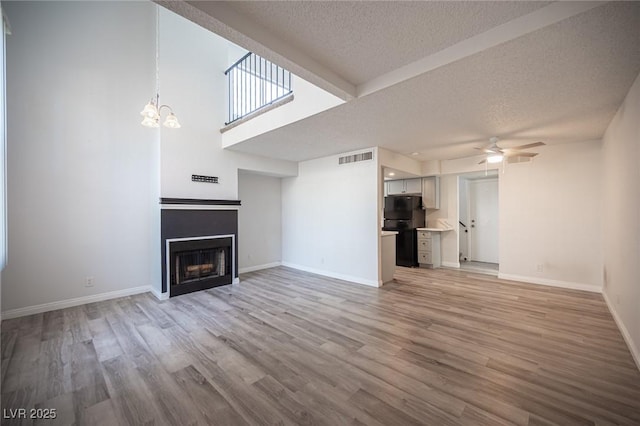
[156,0,356,101]
[357,1,608,97]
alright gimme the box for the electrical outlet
[85,276,94,287]
[536,264,544,273]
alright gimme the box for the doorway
[458,172,499,275]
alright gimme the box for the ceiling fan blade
[511,141,545,150]
[504,151,538,157]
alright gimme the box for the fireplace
[160,205,239,298]
[168,236,233,297]
[175,248,226,284]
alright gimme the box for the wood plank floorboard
[2,266,640,425]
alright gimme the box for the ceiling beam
[155,0,356,101]
[357,1,608,97]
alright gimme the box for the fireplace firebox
[168,236,233,297]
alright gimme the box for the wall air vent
[192,174,219,184]
[338,151,374,165]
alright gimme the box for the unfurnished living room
[0,1,639,425]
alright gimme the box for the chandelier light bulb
[141,116,160,128]
[163,112,181,129]
[140,101,159,119]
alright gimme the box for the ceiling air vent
[338,151,374,165]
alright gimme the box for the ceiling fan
[476,137,545,164]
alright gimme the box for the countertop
[416,227,453,232]
[381,230,399,236]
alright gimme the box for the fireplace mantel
[160,198,241,206]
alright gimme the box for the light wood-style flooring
[2,266,640,425]
[459,261,499,275]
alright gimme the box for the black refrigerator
[383,195,425,267]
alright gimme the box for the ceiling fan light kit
[487,154,504,164]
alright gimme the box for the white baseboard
[602,291,640,372]
[150,286,169,301]
[498,273,601,293]
[233,277,240,284]
[281,262,380,288]
[239,262,282,274]
[441,261,460,268]
[1,286,152,320]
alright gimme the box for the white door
[469,178,499,263]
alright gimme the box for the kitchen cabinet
[387,180,405,195]
[386,178,422,195]
[422,176,440,209]
[404,178,422,194]
[417,230,441,268]
[381,231,397,284]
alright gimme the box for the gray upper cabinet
[387,180,406,195]
[386,178,422,195]
[422,176,440,209]
[404,178,422,194]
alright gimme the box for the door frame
[467,176,499,264]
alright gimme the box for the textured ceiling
[225,1,552,85]
[165,1,640,161]
[222,1,640,162]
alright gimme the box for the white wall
[426,174,459,267]
[2,1,159,312]
[282,149,379,286]
[498,140,603,291]
[421,159,441,176]
[159,8,296,200]
[602,72,640,369]
[378,148,422,176]
[222,74,344,149]
[227,43,248,68]
[238,171,282,272]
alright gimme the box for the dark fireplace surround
[161,202,239,297]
